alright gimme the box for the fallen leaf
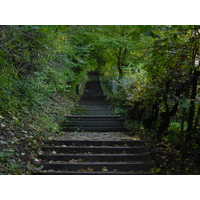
[101,167,108,172]
[79,169,87,172]
[69,159,77,163]
[52,151,57,154]
[87,168,93,172]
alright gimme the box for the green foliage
[0,25,80,114]
[168,122,181,134]
[163,122,186,147]
[125,121,145,135]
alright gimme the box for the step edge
[33,171,153,175]
[41,162,152,165]
[65,115,122,117]
[42,146,148,149]
[39,153,151,157]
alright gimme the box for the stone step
[41,162,153,172]
[72,110,114,115]
[64,116,124,123]
[77,102,110,107]
[43,140,146,146]
[34,171,152,175]
[61,120,124,126]
[80,96,107,101]
[39,154,151,162]
[62,124,124,128]
[42,146,148,154]
[74,105,113,110]
[65,115,122,120]
[61,126,126,132]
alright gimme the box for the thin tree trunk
[180,108,186,162]
[187,70,199,132]
[193,107,200,131]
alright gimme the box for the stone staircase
[34,72,155,175]
[35,140,154,175]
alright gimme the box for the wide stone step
[43,140,146,146]
[34,171,152,175]
[39,154,151,162]
[42,146,148,154]
[41,162,153,171]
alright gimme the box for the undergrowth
[0,92,76,175]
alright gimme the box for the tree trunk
[180,108,186,162]
[143,104,159,129]
[116,47,128,81]
[157,102,179,140]
[193,106,200,131]
[187,70,199,132]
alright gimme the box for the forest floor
[0,92,76,175]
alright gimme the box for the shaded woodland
[0,25,199,174]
